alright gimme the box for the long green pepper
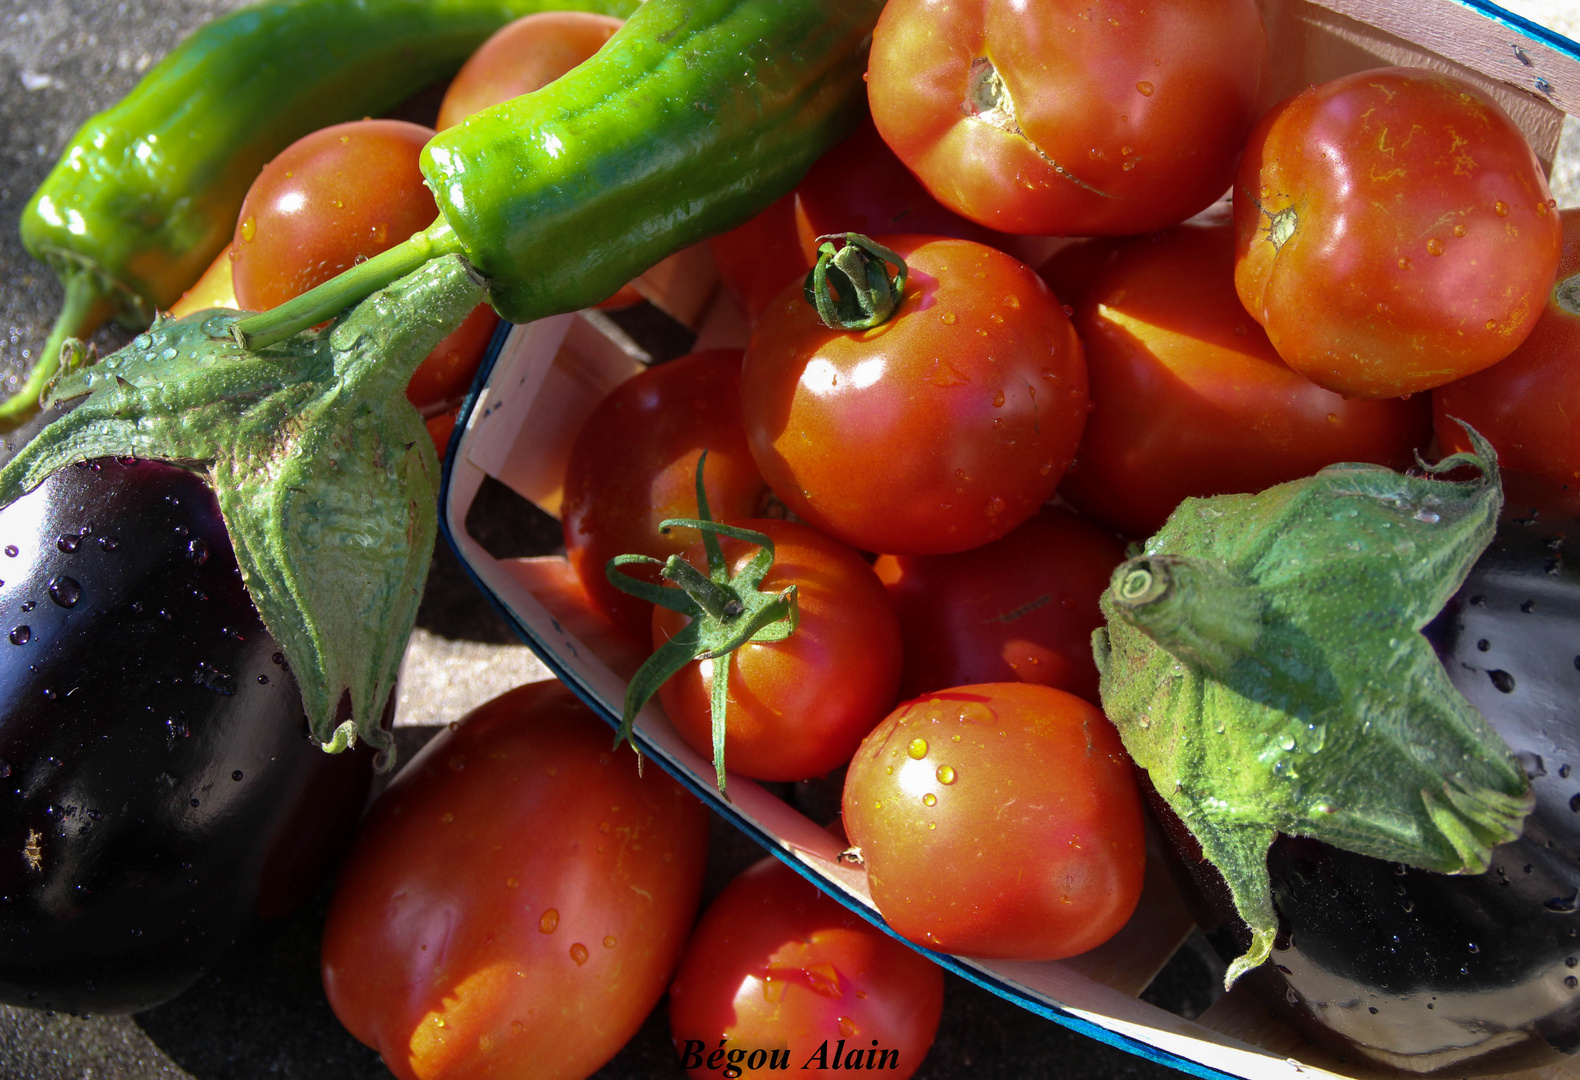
[234,0,883,347]
[14,0,640,429]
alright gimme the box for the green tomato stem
[232,218,466,350]
[802,233,907,330]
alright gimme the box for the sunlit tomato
[1058,214,1431,538]
[872,506,1125,704]
[1434,207,1580,485]
[561,349,770,642]
[1233,67,1562,399]
[229,119,499,414]
[843,683,1145,960]
[167,242,239,318]
[740,235,1086,556]
[436,11,623,130]
[668,854,945,1080]
[709,118,1020,323]
[866,0,1269,235]
[321,680,710,1080]
[653,519,902,783]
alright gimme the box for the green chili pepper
[12,0,640,430]
[232,0,882,349]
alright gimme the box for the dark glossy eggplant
[1159,472,1580,1075]
[0,458,374,1015]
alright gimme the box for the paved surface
[0,1,1577,1078]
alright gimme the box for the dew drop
[48,576,81,608]
[922,793,937,807]
[1495,200,1510,217]
[1397,256,1412,271]
[1453,223,1467,237]
[991,390,1005,408]
[907,738,928,760]
[232,770,243,781]
[1136,81,1154,96]
[0,761,9,778]
[240,216,256,242]
[56,535,80,554]
[603,935,617,948]
[569,943,589,965]
[187,539,209,566]
[1489,669,1516,693]
[539,909,559,933]
[1426,238,1445,256]
[940,312,957,326]
[4,546,16,558]
[838,1016,858,1037]
[9,626,30,646]
[936,764,957,785]
[97,536,118,552]
[1569,976,1580,989]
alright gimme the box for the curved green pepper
[233,0,882,348]
[13,0,640,429]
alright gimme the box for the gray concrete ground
[1,1,1578,1078]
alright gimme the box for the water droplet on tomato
[936,764,956,784]
[569,943,589,965]
[1454,223,1467,237]
[1426,238,1445,256]
[603,935,617,948]
[239,216,256,242]
[539,909,560,933]
[907,738,928,760]
[48,576,80,608]
[1397,256,1412,271]
[991,390,1005,407]
[922,793,937,807]
[838,1017,858,1037]
[940,312,957,325]
[1495,201,1510,217]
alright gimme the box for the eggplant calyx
[0,254,487,770]
[606,452,799,796]
[1093,424,1534,986]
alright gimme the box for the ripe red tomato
[709,118,1021,324]
[1434,207,1580,485]
[229,119,499,415]
[872,506,1125,704]
[843,683,1145,960]
[866,0,1269,236]
[320,680,710,1080]
[435,11,623,130]
[740,235,1086,556]
[652,518,902,783]
[668,853,945,1080]
[561,349,769,642]
[1057,214,1431,538]
[1233,67,1562,399]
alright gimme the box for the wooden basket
[439,4,1580,1076]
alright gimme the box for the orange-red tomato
[1434,207,1580,485]
[1233,67,1562,399]
[866,0,1269,235]
[320,680,710,1080]
[436,11,623,130]
[873,506,1125,704]
[668,854,945,1080]
[740,236,1087,556]
[843,683,1145,960]
[229,119,500,414]
[561,349,769,642]
[1058,214,1431,538]
[653,519,902,783]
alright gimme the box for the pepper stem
[0,272,116,430]
[803,233,908,330]
[232,218,465,350]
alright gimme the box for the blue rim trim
[1459,1,1580,59]
[435,322,1248,1080]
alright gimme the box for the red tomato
[1434,207,1580,485]
[435,11,623,130]
[561,349,770,642]
[1058,214,1431,538]
[740,235,1087,556]
[229,119,500,414]
[1233,67,1562,399]
[668,854,945,1080]
[842,683,1145,960]
[320,680,710,1080]
[866,0,1269,236]
[872,506,1125,704]
[709,118,1020,324]
[653,518,902,783]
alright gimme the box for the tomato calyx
[802,233,907,330]
[607,454,800,794]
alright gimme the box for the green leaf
[0,255,486,768]
[1094,429,1532,985]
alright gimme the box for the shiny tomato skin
[710,118,1023,324]
[1059,215,1432,539]
[867,0,1269,236]
[561,349,769,642]
[843,683,1145,960]
[435,12,623,130]
[1434,208,1580,485]
[229,119,499,414]
[653,519,902,783]
[1233,67,1562,399]
[872,506,1125,704]
[320,680,710,1080]
[740,236,1086,557]
[668,854,945,1080]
